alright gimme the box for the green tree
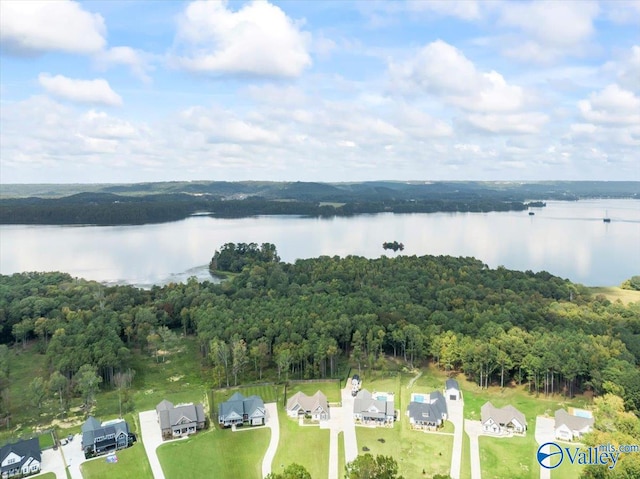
[345,454,404,479]
[231,336,248,386]
[28,376,46,409]
[265,463,311,479]
[75,364,102,412]
[48,370,69,412]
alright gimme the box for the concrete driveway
[535,417,556,479]
[261,403,280,478]
[60,434,86,479]
[39,447,66,479]
[447,398,464,479]
[341,381,358,463]
[465,420,483,479]
[320,405,345,479]
[139,410,166,479]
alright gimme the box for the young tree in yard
[48,371,69,412]
[114,369,136,416]
[28,377,46,409]
[265,463,311,479]
[75,364,102,412]
[231,336,248,386]
[345,454,404,479]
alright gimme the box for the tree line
[1,245,639,418]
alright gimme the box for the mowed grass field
[286,381,342,403]
[274,409,330,478]
[589,286,640,305]
[479,435,537,479]
[157,427,270,479]
[80,444,153,479]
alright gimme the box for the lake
[1,199,638,287]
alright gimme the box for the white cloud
[0,0,106,55]
[95,47,154,83]
[406,0,483,21]
[38,74,123,106]
[496,0,601,64]
[389,41,526,112]
[578,84,640,125]
[173,0,311,77]
[465,112,549,134]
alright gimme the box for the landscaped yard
[157,427,270,479]
[286,380,342,403]
[213,384,282,412]
[80,444,152,479]
[274,409,329,478]
[479,434,537,479]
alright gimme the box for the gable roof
[481,402,527,426]
[157,400,204,430]
[554,409,593,431]
[445,379,459,391]
[354,389,394,418]
[407,391,447,423]
[287,391,328,414]
[219,393,265,420]
[81,417,130,448]
[0,438,41,473]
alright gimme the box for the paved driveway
[39,447,66,479]
[261,403,280,478]
[447,398,464,479]
[465,420,483,479]
[139,410,166,479]
[60,434,86,479]
[341,381,358,463]
[320,405,345,479]
[535,417,556,479]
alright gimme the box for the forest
[0,243,639,421]
[2,180,639,225]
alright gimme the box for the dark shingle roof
[0,438,41,474]
[445,379,459,391]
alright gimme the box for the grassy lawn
[460,430,471,479]
[338,431,345,478]
[357,426,453,477]
[158,427,270,479]
[588,286,640,305]
[551,454,583,479]
[479,435,537,479]
[34,474,56,479]
[286,381,342,403]
[274,411,329,478]
[80,444,152,479]
[38,431,55,449]
[213,384,282,412]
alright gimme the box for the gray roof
[287,391,329,414]
[156,400,205,430]
[407,391,448,424]
[555,409,594,431]
[481,402,527,427]
[353,389,394,417]
[81,417,129,449]
[219,392,265,420]
[445,378,459,391]
[0,438,41,474]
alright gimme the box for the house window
[7,458,15,464]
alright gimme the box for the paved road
[447,398,464,479]
[261,403,280,478]
[341,381,358,463]
[535,417,555,479]
[465,420,483,479]
[139,410,166,479]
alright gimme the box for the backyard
[80,443,153,479]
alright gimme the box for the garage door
[449,395,457,400]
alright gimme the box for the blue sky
[1,0,638,184]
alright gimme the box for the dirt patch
[168,375,184,382]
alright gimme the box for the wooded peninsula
[1,180,638,225]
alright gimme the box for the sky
[0,0,639,184]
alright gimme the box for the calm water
[1,199,638,287]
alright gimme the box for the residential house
[156,400,206,440]
[81,417,133,457]
[407,391,448,430]
[0,438,41,478]
[218,392,266,427]
[481,402,527,435]
[445,378,461,401]
[353,389,395,425]
[286,391,330,421]
[555,409,594,441]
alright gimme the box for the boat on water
[603,210,611,222]
[528,211,535,216]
